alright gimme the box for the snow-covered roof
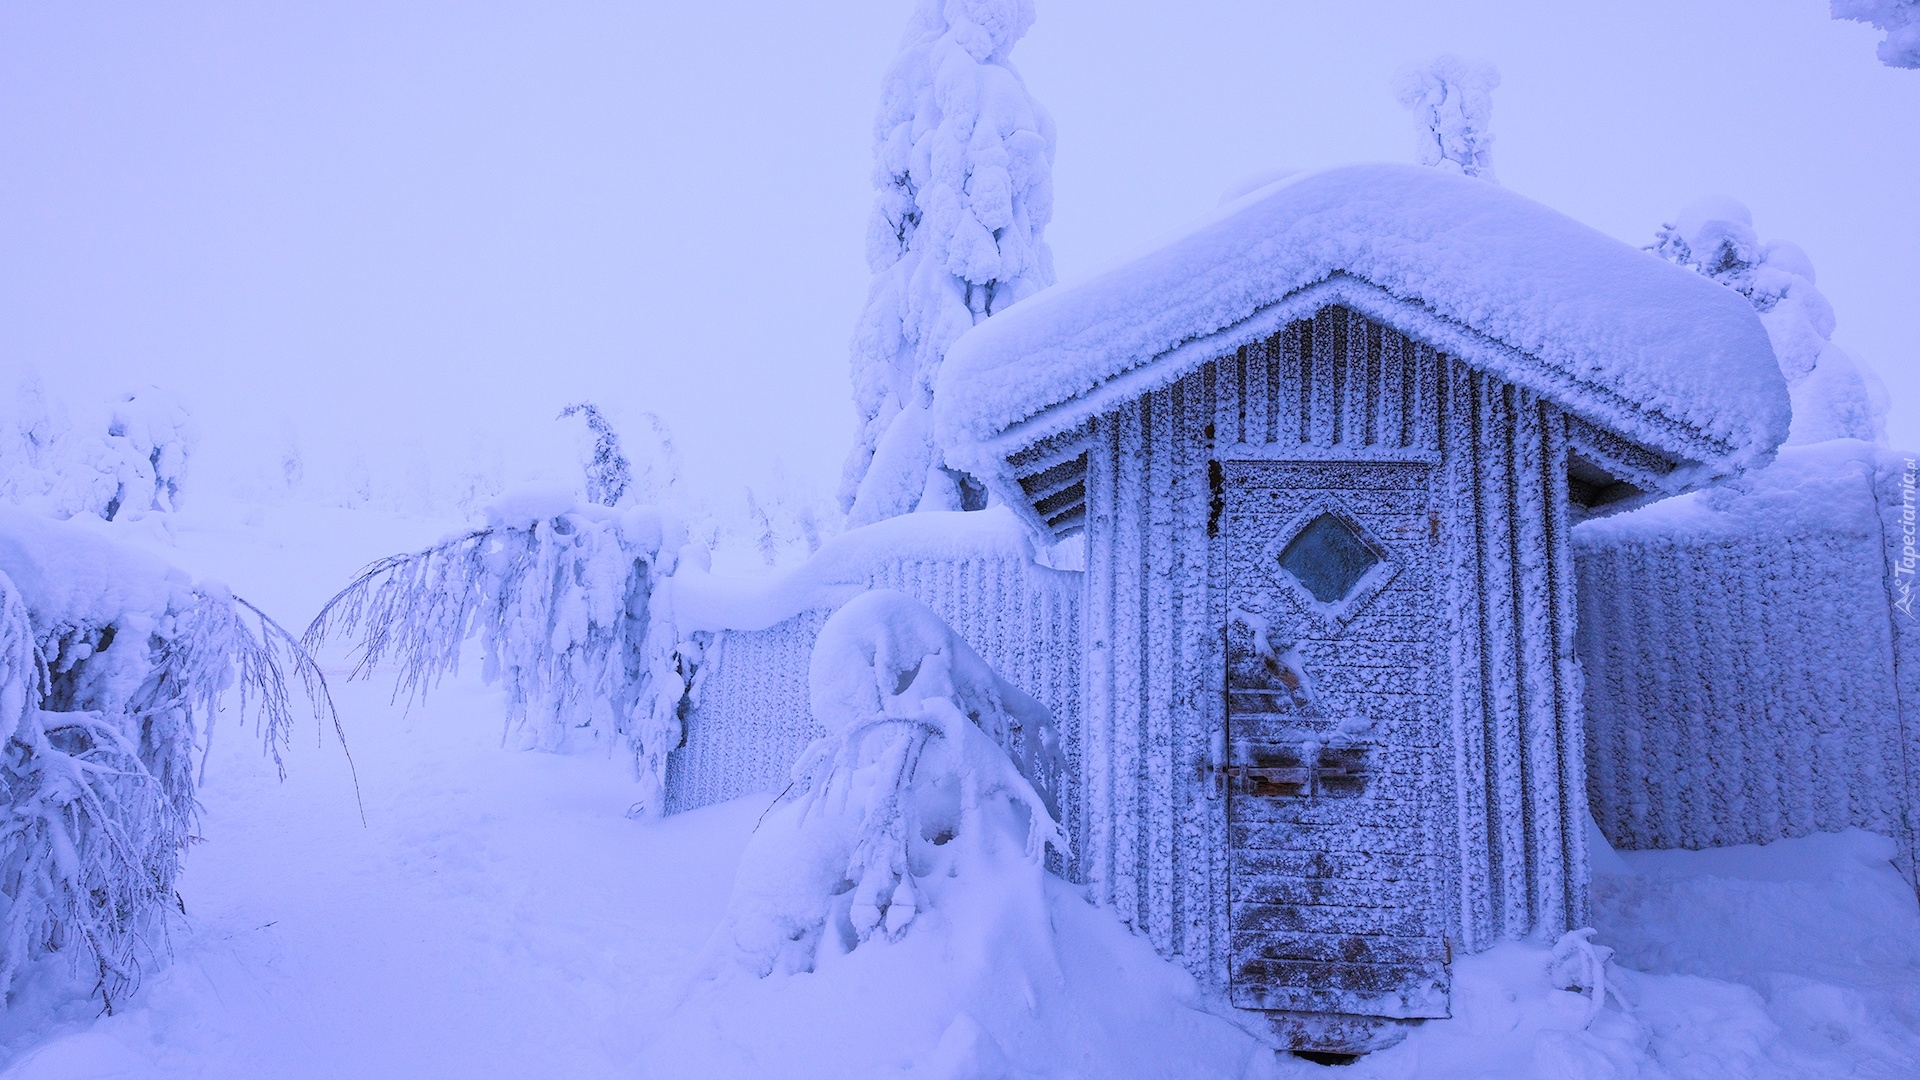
[934,164,1790,535]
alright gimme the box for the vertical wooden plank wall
[1438,370,1589,950]
[1878,453,1920,888]
[1082,367,1220,958]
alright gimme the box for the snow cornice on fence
[933,163,1791,540]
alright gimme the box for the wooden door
[1222,459,1450,1021]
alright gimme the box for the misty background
[2,0,1914,514]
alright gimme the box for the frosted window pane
[1277,513,1378,604]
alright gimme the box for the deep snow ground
[1,500,1917,1079]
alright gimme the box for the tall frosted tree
[1832,0,1920,67]
[1394,56,1501,183]
[840,0,1056,527]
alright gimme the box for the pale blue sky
[2,1,1913,501]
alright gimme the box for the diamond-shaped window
[1276,513,1380,605]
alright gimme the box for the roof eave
[944,275,1770,547]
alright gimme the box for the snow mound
[936,163,1787,472]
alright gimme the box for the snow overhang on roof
[932,163,1791,542]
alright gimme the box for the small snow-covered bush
[698,590,1063,977]
[0,510,333,1010]
[558,402,633,509]
[304,490,703,813]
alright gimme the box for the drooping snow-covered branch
[1394,55,1500,183]
[841,0,1056,526]
[304,491,703,813]
[1833,0,1920,68]
[0,511,341,1010]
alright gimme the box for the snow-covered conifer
[559,402,633,507]
[1394,56,1501,182]
[102,386,195,519]
[0,381,194,521]
[840,0,1056,527]
[1833,0,1920,68]
[630,412,681,507]
[1650,197,1889,444]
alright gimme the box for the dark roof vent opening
[1568,453,1648,514]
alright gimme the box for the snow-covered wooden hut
[934,163,1791,1052]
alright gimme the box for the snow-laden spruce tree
[1833,0,1920,68]
[103,386,195,519]
[1650,197,1889,444]
[1394,55,1501,182]
[0,379,195,521]
[840,0,1056,527]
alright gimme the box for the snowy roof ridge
[933,163,1790,473]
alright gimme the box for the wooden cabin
[933,164,1790,1052]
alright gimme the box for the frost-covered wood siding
[1079,307,1590,1003]
[1575,447,1920,888]
[665,547,1082,828]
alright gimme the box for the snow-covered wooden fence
[1575,441,1920,888]
[663,511,1083,839]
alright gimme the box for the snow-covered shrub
[1833,0,1920,68]
[0,378,111,520]
[0,510,333,1010]
[1650,197,1889,444]
[304,490,702,813]
[697,590,1062,977]
[1547,928,1622,1027]
[1394,55,1500,182]
[840,0,1056,526]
